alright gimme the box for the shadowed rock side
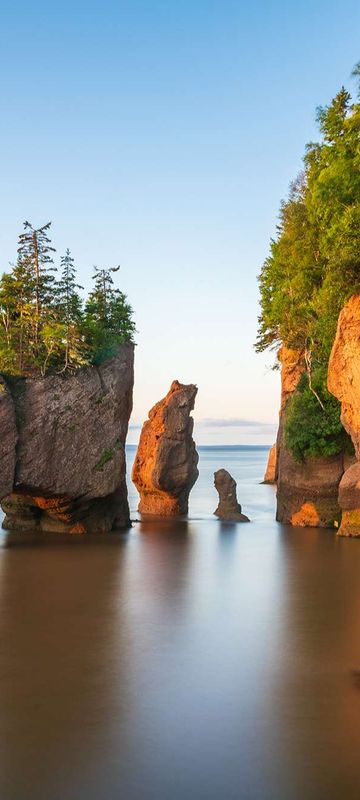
[328,295,360,536]
[132,380,199,516]
[275,346,350,527]
[0,377,17,500]
[263,443,277,484]
[0,343,134,534]
[214,469,250,522]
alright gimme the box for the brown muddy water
[1,446,360,800]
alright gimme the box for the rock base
[1,485,131,535]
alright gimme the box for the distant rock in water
[263,443,277,484]
[328,295,360,536]
[0,344,134,534]
[132,380,199,516]
[214,469,250,522]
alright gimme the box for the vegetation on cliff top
[0,222,135,376]
[256,65,360,460]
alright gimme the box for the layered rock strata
[328,295,360,535]
[214,469,250,522]
[132,380,199,515]
[0,344,134,534]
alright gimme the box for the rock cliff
[0,343,134,533]
[214,469,250,522]
[276,346,347,527]
[132,380,199,515]
[328,295,360,535]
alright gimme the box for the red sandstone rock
[263,443,277,484]
[214,469,250,522]
[132,381,199,516]
[276,346,345,528]
[327,296,360,536]
[328,295,360,457]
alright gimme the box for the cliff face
[132,380,199,516]
[328,295,360,536]
[0,343,134,534]
[276,347,347,527]
[328,295,360,457]
[0,377,17,500]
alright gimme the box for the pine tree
[84,266,135,362]
[17,221,56,354]
[55,249,86,370]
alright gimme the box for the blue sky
[1,0,359,443]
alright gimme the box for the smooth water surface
[1,446,360,800]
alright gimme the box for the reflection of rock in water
[0,536,133,798]
[270,526,360,799]
[0,525,193,799]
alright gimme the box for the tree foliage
[0,223,135,377]
[256,69,360,459]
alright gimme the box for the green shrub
[284,368,354,462]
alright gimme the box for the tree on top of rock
[84,266,136,363]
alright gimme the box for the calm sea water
[1,445,360,800]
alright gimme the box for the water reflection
[1,512,360,797]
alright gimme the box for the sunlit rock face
[328,295,360,457]
[263,443,277,484]
[0,344,134,534]
[132,380,199,516]
[276,449,345,527]
[328,296,360,536]
[213,469,250,522]
[275,346,346,528]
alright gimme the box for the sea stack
[263,443,277,484]
[328,295,360,536]
[214,469,250,522]
[0,344,134,534]
[132,380,199,516]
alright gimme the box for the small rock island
[132,380,199,516]
[214,469,250,522]
[0,345,134,534]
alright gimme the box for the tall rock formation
[132,380,199,516]
[0,344,134,534]
[214,469,250,522]
[263,443,277,484]
[328,295,360,536]
[276,346,347,527]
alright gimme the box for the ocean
[1,445,360,800]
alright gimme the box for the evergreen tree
[256,69,360,460]
[55,249,86,370]
[84,266,135,362]
[0,227,135,376]
[17,221,56,355]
